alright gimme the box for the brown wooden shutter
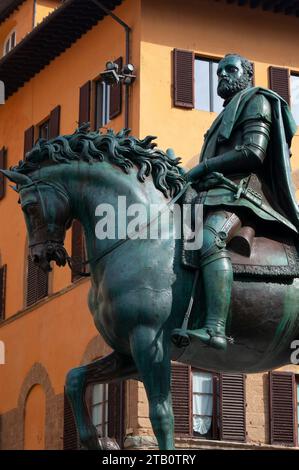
[220,373,246,442]
[79,81,91,125]
[24,125,35,158]
[109,57,123,120]
[173,49,194,108]
[269,371,296,446]
[63,390,79,450]
[0,147,7,200]
[0,264,7,321]
[26,255,48,307]
[269,66,290,104]
[171,362,192,435]
[71,220,86,282]
[108,381,125,447]
[49,105,61,139]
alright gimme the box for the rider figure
[172,53,299,351]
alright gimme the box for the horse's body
[3,128,299,450]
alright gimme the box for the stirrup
[171,328,191,348]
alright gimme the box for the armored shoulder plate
[239,93,272,126]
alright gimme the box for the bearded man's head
[217,54,253,100]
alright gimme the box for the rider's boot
[172,251,233,350]
[187,252,233,350]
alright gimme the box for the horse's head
[1,169,72,272]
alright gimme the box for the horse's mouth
[31,241,69,272]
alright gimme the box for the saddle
[181,187,299,279]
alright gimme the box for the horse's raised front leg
[130,326,174,450]
[65,351,137,450]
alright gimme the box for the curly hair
[223,53,254,80]
[12,124,186,198]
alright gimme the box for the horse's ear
[0,169,32,186]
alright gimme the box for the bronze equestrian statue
[173,53,299,350]
[1,53,299,450]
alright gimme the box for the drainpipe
[90,0,132,129]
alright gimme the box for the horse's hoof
[171,329,190,348]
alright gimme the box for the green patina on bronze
[1,53,299,450]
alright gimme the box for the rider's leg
[187,211,235,349]
[172,210,238,350]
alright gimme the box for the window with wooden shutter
[71,220,87,282]
[269,66,290,104]
[0,264,7,321]
[173,49,194,109]
[49,105,61,139]
[269,371,296,446]
[26,254,48,307]
[109,57,123,120]
[63,390,79,450]
[79,81,91,126]
[0,147,7,200]
[219,373,246,442]
[171,362,192,435]
[24,125,35,158]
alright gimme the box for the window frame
[290,72,299,126]
[94,79,110,130]
[90,382,109,438]
[38,118,50,140]
[194,55,223,114]
[3,29,16,57]
[191,368,219,440]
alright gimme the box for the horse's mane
[13,124,186,198]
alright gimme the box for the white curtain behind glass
[193,371,213,435]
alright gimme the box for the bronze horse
[2,127,299,450]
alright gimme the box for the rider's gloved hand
[186,162,209,184]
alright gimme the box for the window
[3,30,16,57]
[297,377,299,446]
[195,58,223,113]
[91,383,109,438]
[171,363,245,441]
[291,74,299,125]
[95,80,110,129]
[39,120,50,140]
[192,370,217,438]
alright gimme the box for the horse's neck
[59,163,168,267]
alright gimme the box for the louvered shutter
[220,373,246,442]
[24,125,34,158]
[0,147,6,200]
[26,255,48,307]
[49,105,61,139]
[71,220,86,282]
[269,66,290,104]
[79,81,91,125]
[171,362,192,435]
[173,49,194,108]
[269,371,296,446]
[109,57,123,120]
[0,264,7,321]
[108,381,125,447]
[63,390,79,450]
